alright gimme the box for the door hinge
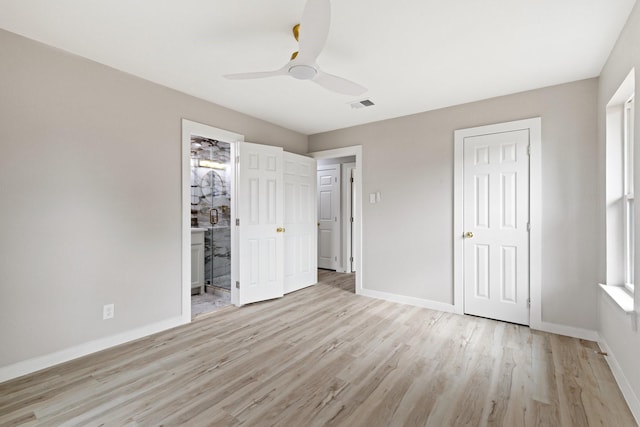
[527,145,531,156]
[527,298,531,307]
[350,217,354,223]
[235,281,240,289]
[350,257,354,262]
[236,218,240,226]
[527,222,531,232]
[351,177,354,183]
[236,155,240,163]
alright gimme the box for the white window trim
[623,96,635,294]
[599,283,634,313]
[604,68,635,312]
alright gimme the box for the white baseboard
[359,288,456,313]
[530,321,599,341]
[598,336,640,425]
[0,316,186,384]
[361,288,640,421]
[361,289,600,341]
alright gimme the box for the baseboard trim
[530,321,599,341]
[0,316,186,384]
[598,336,640,425]
[361,289,600,341]
[359,288,455,313]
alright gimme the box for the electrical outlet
[103,304,114,320]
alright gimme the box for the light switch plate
[103,304,114,320]
[369,193,376,204]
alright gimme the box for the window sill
[599,283,635,313]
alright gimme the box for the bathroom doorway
[190,135,232,318]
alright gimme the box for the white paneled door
[283,152,318,293]
[317,165,340,270]
[463,130,530,325]
[238,142,284,305]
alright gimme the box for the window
[605,68,635,303]
[623,95,635,293]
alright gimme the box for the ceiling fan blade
[224,67,287,80]
[313,70,367,96]
[297,0,331,63]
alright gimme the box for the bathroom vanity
[191,228,205,294]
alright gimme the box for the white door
[283,152,318,293]
[317,165,340,270]
[237,142,284,305]
[463,129,530,325]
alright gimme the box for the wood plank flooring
[0,270,636,426]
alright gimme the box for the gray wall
[309,78,599,330]
[0,29,307,368]
[597,1,640,411]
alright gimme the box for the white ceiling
[0,0,636,135]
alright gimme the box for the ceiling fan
[224,0,367,96]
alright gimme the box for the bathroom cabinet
[191,229,205,294]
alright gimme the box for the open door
[237,142,284,305]
[283,152,317,293]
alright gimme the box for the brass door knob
[277,227,285,233]
[465,231,474,238]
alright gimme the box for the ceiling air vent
[350,99,375,109]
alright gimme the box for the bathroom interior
[190,136,232,317]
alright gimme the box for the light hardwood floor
[0,270,636,426]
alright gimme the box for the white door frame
[342,162,356,273]
[181,119,243,323]
[453,118,542,328]
[309,146,363,294]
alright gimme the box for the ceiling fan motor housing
[288,64,317,80]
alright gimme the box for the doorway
[316,156,356,273]
[189,136,233,318]
[182,124,361,318]
[453,118,542,327]
[184,124,319,317]
[182,120,242,322]
[309,146,363,294]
